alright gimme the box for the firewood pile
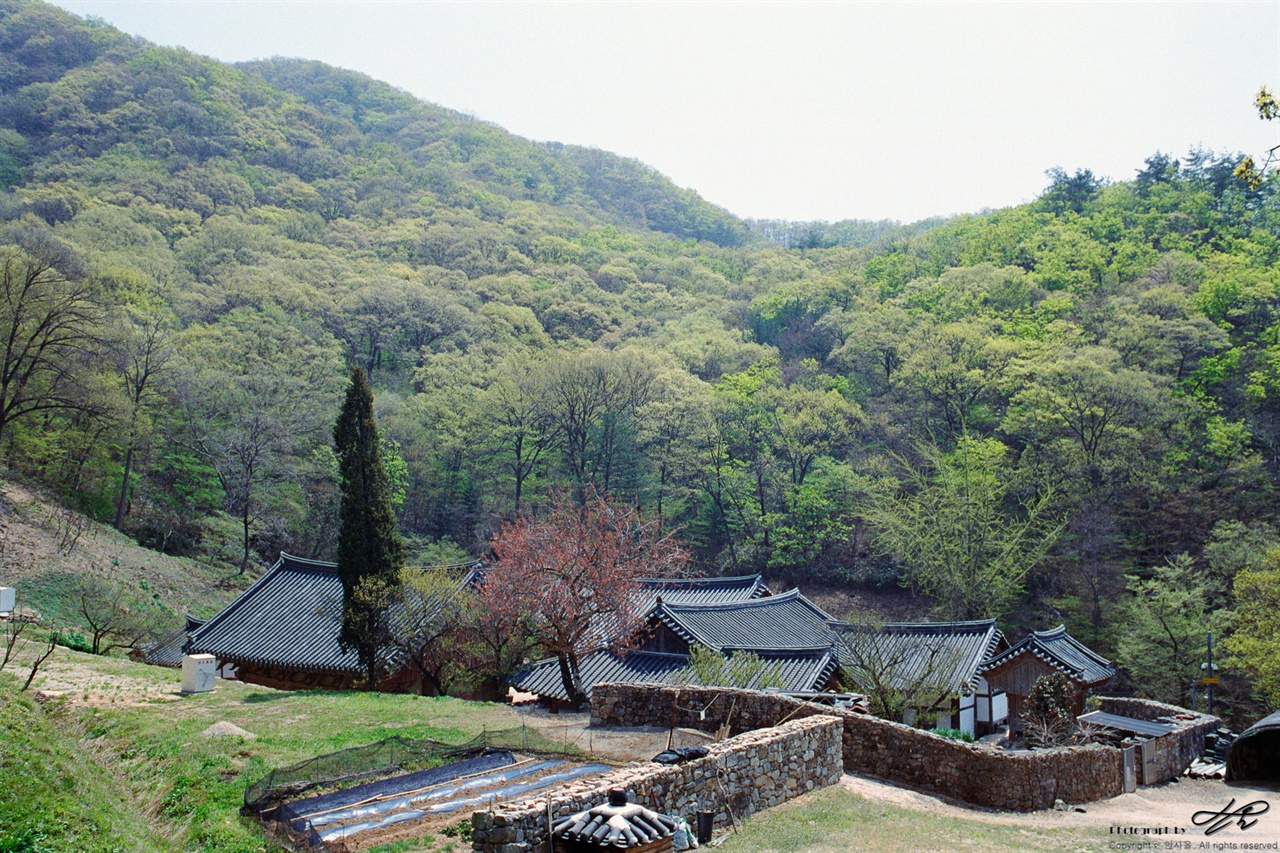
[1185,727,1236,779]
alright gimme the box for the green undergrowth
[0,680,170,853]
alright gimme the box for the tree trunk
[557,651,588,707]
[114,444,135,531]
[240,501,251,575]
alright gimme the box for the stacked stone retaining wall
[1097,697,1221,786]
[470,714,842,853]
[593,683,1121,811]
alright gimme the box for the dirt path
[839,771,1280,841]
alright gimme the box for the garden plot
[280,749,613,851]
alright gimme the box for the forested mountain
[3,0,1279,711]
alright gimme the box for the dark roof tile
[979,624,1114,686]
[510,647,838,701]
[656,589,836,652]
[634,574,769,611]
[830,619,1004,694]
[189,553,478,675]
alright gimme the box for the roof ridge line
[664,588,802,610]
[719,644,836,654]
[637,573,763,585]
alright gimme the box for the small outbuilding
[1228,710,1280,781]
[978,625,1114,731]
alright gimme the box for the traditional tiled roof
[509,646,839,702]
[633,574,770,612]
[188,554,479,675]
[830,619,1004,694]
[511,579,834,701]
[654,590,836,652]
[978,624,1114,686]
[138,614,206,667]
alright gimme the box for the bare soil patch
[0,477,247,626]
[516,705,716,763]
[14,646,182,706]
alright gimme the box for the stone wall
[1097,697,1221,786]
[471,715,842,853]
[589,685,1223,813]
[593,683,1121,811]
[592,682,846,738]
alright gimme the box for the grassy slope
[0,476,251,633]
[2,649,532,853]
[0,683,171,853]
[6,649,1128,853]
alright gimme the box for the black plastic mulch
[279,749,516,830]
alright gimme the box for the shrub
[929,727,975,743]
[1024,672,1080,747]
[57,631,92,654]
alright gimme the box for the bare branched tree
[0,231,100,447]
[73,566,167,655]
[1,615,28,674]
[21,626,58,691]
[833,613,968,722]
[109,306,174,530]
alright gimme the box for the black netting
[243,724,586,815]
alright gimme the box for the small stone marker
[0,586,14,615]
[181,653,217,694]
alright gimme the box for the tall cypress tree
[334,366,405,688]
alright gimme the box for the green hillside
[0,651,534,853]
[1,0,1279,718]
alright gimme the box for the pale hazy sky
[49,1,1280,224]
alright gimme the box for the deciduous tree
[481,492,688,705]
[0,231,98,447]
[862,436,1063,620]
[1224,548,1280,708]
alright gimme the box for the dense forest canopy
[4,0,1280,712]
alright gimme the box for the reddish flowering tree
[480,492,689,706]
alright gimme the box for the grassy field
[719,786,1105,853]
[1,649,535,853]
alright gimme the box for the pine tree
[334,365,405,688]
